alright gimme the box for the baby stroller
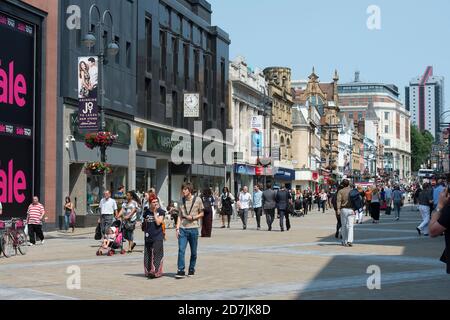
[293,198,305,217]
[96,220,126,256]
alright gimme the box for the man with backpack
[337,180,361,247]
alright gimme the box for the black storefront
[0,4,42,219]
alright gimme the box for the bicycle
[1,219,28,258]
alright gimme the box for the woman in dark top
[142,194,165,279]
[201,189,215,237]
[220,187,234,228]
[63,196,74,233]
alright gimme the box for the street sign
[250,115,264,130]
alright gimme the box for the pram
[292,199,305,217]
[96,220,126,256]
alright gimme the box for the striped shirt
[27,203,45,225]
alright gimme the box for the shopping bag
[94,223,102,240]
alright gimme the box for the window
[172,91,179,126]
[221,59,226,103]
[160,86,166,105]
[145,79,152,119]
[384,112,389,120]
[358,112,363,120]
[114,36,120,64]
[184,44,189,89]
[384,139,391,146]
[172,37,178,84]
[145,16,152,72]
[194,50,200,91]
[159,30,166,80]
[126,41,131,68]
[385,125,389,134]
[204,54,209,96]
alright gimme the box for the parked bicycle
[0,219,28,258]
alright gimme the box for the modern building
[406,66,444,139]
[0,0,58,224]
[339,72,411,182]
[58,0,230,227]
[264,67,295,187]
[229,56,272,195]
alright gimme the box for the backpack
[349,189,364,211]
[202,196,212,211]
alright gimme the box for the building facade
[264,67,295,186]
[292,69,340,188]
[229,56,272,195]
[406,66,444,139]
[339,72,411,183]
[58,0,230,227]
[0,0,58,225]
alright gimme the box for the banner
[78,56,98,130]
[251,130,264,157]
[0,11,35,218]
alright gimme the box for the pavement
[0,203,449,300]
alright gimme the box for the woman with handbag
[63,197,74,233]
[119,191,139,253]
[219,187,234,228]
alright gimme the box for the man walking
[384,184,393,216]
[429,187,450,274]
[337,180,356,247]
[417,182,433,236]
[99,190,118,236]
[176,183,204,279]
[433,180,446,211]
[237,186,252,230]
[276,184,291,232]
[262,182,277,231]
[26,196,46,246]
[253,184,263,230]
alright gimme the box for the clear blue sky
[209,0,450,112]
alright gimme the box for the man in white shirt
[238,186,252,230]
[99,190,118,236]
[87,57,98,98]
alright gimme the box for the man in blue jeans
[176,183,204,279]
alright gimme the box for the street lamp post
[82,4,119,197]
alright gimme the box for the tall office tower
[406,66,445,139]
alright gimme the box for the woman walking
[201,189,214,237]
[370,187,381,223]
[219,187,234,228]
[142,195,165,278]
[119,191,139,253]
[302,191,309,215]
[392,185,404,221]
[63,196,75,233]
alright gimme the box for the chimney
[355,71,360,82]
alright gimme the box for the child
[102,227,116,249]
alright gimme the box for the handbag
[69,210,76,226]
[124,220,136,231]
[94,223,102,240]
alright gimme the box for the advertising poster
[78,56,98,130]
[0,12,35,218]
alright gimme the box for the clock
[184,93,200,117]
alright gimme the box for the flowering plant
[84,162,113,175]
[85,132,118,149]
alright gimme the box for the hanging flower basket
[85,132,118,150]
[84,162,113,175]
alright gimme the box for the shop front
[274,168,295,189]
[63,111,131,227]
